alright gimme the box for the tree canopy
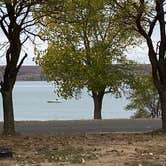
[37,0,137,119]
[0,0,59,134]
[126,75,160,119]
[112,0,166,130]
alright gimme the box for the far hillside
[17,66,45,81]
[0,64,152,81]
[0,66,45,81]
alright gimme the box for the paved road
[0,119,162,134]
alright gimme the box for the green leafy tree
[37,0,137,119]
[126,75,160,119]
[112,0,166,130]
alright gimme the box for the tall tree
[112,0,166,131]
[37,0,136,119]
[0,0,36,134]
[0,0,49,135]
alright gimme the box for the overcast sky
[0,26,159,65]
[0,38,151,66]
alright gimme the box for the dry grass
[0,132,166,166]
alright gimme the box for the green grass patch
[37,146,97,164]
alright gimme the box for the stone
[0,147,13,158]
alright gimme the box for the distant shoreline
[0,64,152,81]
[0,118,161,122]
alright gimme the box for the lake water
[0,81,134,121]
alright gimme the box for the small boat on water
[47,99,62,103]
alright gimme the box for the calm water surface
[0,81,134,120]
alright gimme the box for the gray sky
[0,26,159,65]
[0,40,151,65]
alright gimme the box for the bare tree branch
[0,15,9,38]
[19,5,31,27]
[16,53,27,71]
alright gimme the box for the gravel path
[0,119,162,134]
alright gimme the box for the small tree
[37,0,136,119]
[126,75,160,119]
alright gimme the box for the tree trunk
[1,88,15,135]
[0,1,30,135]
[156,100,160,118]
[92,91,104,119]
[159,91,166,131]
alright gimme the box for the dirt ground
[0,132,166,166]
